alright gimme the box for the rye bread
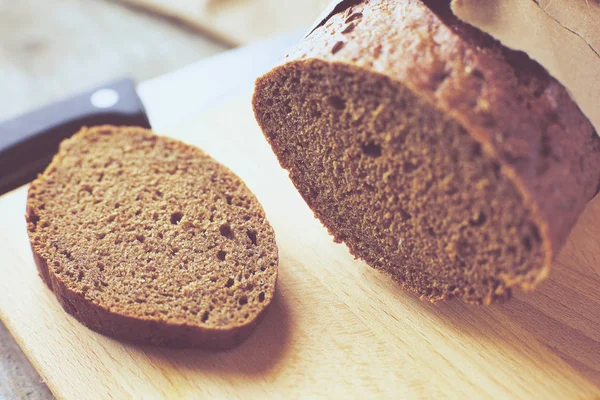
[26,126,278,348]
[252,0,600,304]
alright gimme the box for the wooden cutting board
[1,94,600,399]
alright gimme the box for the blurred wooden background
[0,0,327,399]
[115,0,332,45]
[0,0,226,123]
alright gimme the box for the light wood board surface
[114,0,331,45]
[1,95,600,399]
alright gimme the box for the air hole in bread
[217,250,227,261]
[220,223,234,239]
[328,95,346,110]
[29,211,40,226]
[170,212,183,225]
[470,212,487,226]
[225,278,235,288]
[399,208,412,221]
[361,141,382,158]
[201,311,209,322]
[247,230,257,245]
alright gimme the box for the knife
[0,78,150,195]
[0,31,303,196]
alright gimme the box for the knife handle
[0,78,151,195]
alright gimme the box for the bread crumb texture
[26,125,278,348]
[253,0,600,304]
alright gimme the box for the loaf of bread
[26,126,278,348]
[253,0,600,304]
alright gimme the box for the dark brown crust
[31,245,265,349]
[253,0,600,300]
[26,126,277,348]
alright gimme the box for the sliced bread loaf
[26,126,278,348]
[252,0,600,304]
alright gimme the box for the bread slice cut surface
[26,125,278,348]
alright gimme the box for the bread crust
[31,246,267,348]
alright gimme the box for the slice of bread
[252,0,600,304]
[26,126,278,348]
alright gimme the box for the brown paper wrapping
[451,0,600,135]
[307,0,600,135]
[534,0,600,56]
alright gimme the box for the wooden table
[0,1,228,398]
